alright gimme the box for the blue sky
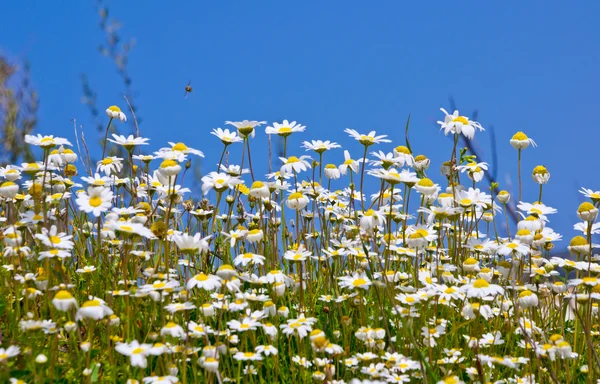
[2,1,599,241]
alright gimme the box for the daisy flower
[302,140,341,154]
[338,272,372,291]
[173,233,211,254]
[76,297,114,320]
[225,120,267,138]
[107,134,149,149]
[211,128,243,145]
[97,157,124,176]
[510,132,537,149]
[187,273,222,291]
[0,346,20,362]
[279,155,312,176]
[234,252,266,267]
[461,278,504,298]
[105,105,127,121]
[35,225,74,249]
[344,128,391,146]
[115,340,153,368]
[156,142,204,162]
[25,134,72,148]
[438,108,484,139]
[265,120,306,137]
[579,187,600,203]
[76,187,113,217]
[338,150,363,175]
[201,172,243,195]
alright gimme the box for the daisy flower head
[76,297,114,320]
[532,165,550,184]
[339,150,363,175]
[393,146,415,167]
[279,155,312,176]
[0,165,22,182]
[108,134,149,149]
[510,131,537,150]
[25,134,72,148]
[75,187,113,217]
[324,164,341,179]
[187,273,222,291]
[438,108,484,140]
[579,187,600,204]
[302,140,341,154]
[266,120,306,137]
[338,272,372,291]
[115,340,153,368]
[35,225,74,249]
[157,142,204,162]
[105,105,127,121]
[201,172,243,196]
[461,278,504,298]
[211,128,243,145]
[286,191,309,210]
[97,157,123,176]
[225,120,267,139]
[344,128,391,146]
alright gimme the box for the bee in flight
[184,81,193,98]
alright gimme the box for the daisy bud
[577,202,598,222]
[532,165,550,184]
[35,354,47,364]
[497,190,510,204]
[80,342,91,352]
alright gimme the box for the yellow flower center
[473,279,490,289]
[82,299,101,307]
[352,278,367,286]
[195,274,209,281]
[570,236,588,247]
[49,236,61,244]
[452,116,469,125]
[288,192,304,200]
[160,159,178,168]
[286,156,300,164]
[55,290,73,300]
[464,257,478,265]
[89,196,103,207]
[519,290,533,297]
[172,142,188,151]
[278,127,292,134]
[578,202,595,213]
[512,131,528,141]
[418,178,434,187]
[101,158,114,165]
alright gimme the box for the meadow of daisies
[0,105,599,384]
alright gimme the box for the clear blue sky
[2,1,599,241]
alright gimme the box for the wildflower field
[1,106,599,384]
